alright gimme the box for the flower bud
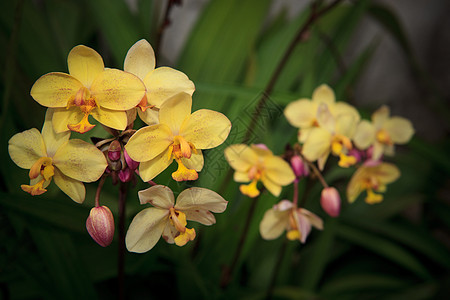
[290,155,309,178]
[108,140,121,162]
[86,206,115,247]
[320,187,341,217]
[119,168,133,183]
[124,149,139,170]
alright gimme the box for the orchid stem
[293,179,299,207]
[94,175,106,207]
[118,182,128,300]
[266,238,288,300]
[220,194,260,288]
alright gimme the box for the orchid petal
[312,84,335,106]
[42,109,70,157]
[51,107,85,133]
[8,128,46,169]
[353,120,375,150]
[124,39,155,80]
[175,187,228,214]
[91,106,128,130]
[283,99,317,128]
[137,108,159,126]
[53,167,85,203]
[30,72,83,108]
[302,127,332,162]
[234,171,250,182]
[138,149,173,182]
[259,208,289,240]
[67,45,104,88]
[264,156,295,186]
[159,92,192,134]
[125,208,168,253]
[372,105,390,128]
[224,144,258,172]
[181,150,204,172]
[125,124,172,162]
[261,175,282,197]
[53,140,107,182]
[180,109,231,149]
[384,117,414,144]
[138,185,174,209]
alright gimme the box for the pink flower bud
[290,155,309,178]
[320,187,341,217]
[124,149,139,170]
[253,144,269,151]
[86,206,115,247]
[108,140,121,161]
[118,168,133,183]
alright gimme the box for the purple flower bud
[320,187,341,217]
[86,206,115,247]
[124,149,139,170]
[118,168,133,183]
[290,155,309,178]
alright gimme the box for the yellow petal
[264,156,295,186]
[234,171,250,182]
[332,102,360,123]
[144,67,195,108]
[158,92,192,134]
[302,128,332,162]
[181,149,204,172]
[91,106,128,130]
[240,181,260,198]
[51,107,85,133]
[180,109,231,149]
[137,107,159,126]
[224,144,258,172]
[383,117,414,144]
[353,120,375,150]
[161,222,177,244]
[372,105,390,127]
[312,84,335,106]
[138,149,173,182]
[91,68,146,110]
[299,208,323,230]
[53,167,85,203]
[8,128,46,169]
[176,187,228,214]
[30,72,83,108]
[317,150,330,171]
[283,99,317,129]
[67,45,104,88]
[372,142,384,161]
[53,140,107,182]
[259,208,289,240]
[261,175,282,197]
[125,124,173,162]
[125,207,169,253]
[316,103,335,132]
[375,163,400,184]
[138,185,174,208]
[335,114,357,137]
[42,109,71,157]
[124,39,155,80]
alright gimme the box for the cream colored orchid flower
[124,39,195,125]
[302,103,359,170]
[8,110,107,203]
[353,105,414,161]
[224,144,295,198]
[347,162,400,204]
[125,92,231,182]
[126,185,228,253]
[260,200,323,243]
[30,45,146,133]
[284,84,359,142]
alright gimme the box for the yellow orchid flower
[259,200,323,243]
[302,103,359,170]
[124,39,195,125]
[353,105,414,161]
[125,92,231,182]
[347,162,400,204]
[126,185,228,253]
[30,45,146,133]
[284,84,359,142]
[224,144,295,198]
[8,110,107,203]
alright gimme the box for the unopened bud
[86,206,115,247]
[119,168,133,183]
[290,155,309,178]
[108,140,121,162]
[124,149,139,170]
[320,187,341,217]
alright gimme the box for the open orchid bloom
[125,92,231,182]
[347,162,400,204]
[284,84,359,143]
[353,105,414,161]
[30,45,146,133]
[126,185,228,253]
[260,200,323,243]
[8,110,107,203]
[124,39,195,125]
[224,144,295,198]
[302,103,359,170]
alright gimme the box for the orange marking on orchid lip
[68,113,95,133]
[172,159,198,181]
[21,180,47,195]
[136,95,155,112]
[169,208,196,246]
[376,129,393,145]
[29,157,52,179]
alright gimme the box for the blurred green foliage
[1,0,449,299]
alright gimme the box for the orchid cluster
[225,84,414,244]
[8,39,231,252]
